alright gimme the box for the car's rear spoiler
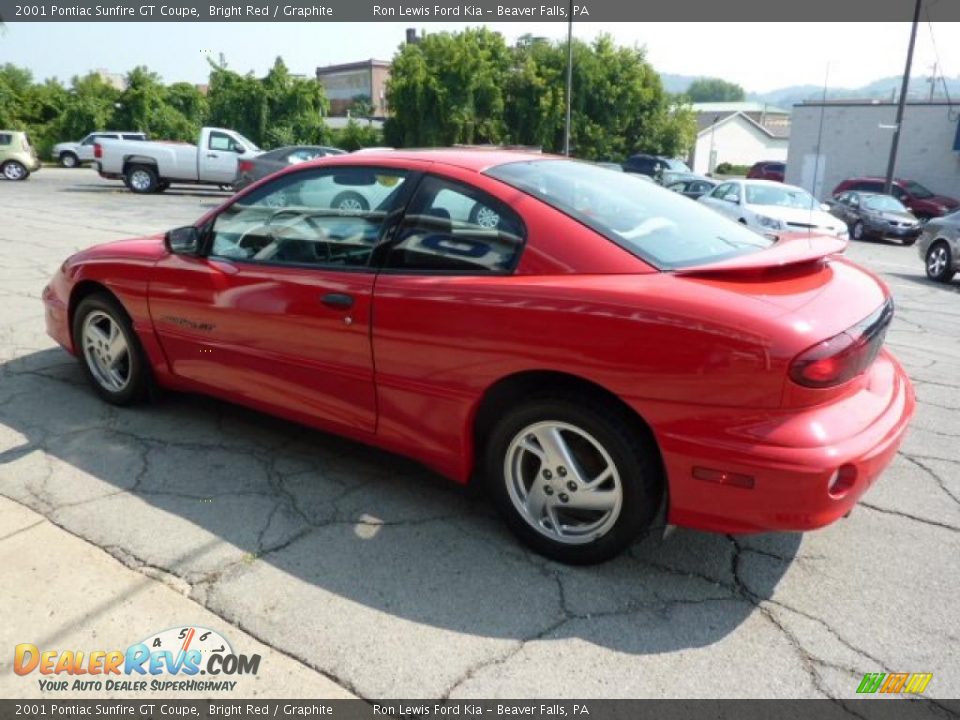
[674,234,847,276]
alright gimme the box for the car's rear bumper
[637,351,914,533]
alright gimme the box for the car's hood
[70,234,167,265]
[870,210,918,224]
[751,206,841,229]
[928,195,959,210]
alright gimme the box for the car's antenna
[810,62,831,232]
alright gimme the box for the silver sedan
[918,210,960,283]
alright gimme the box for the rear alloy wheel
[852,221,865,241]
[926,242,956,283]
[125,164,159,194]
[60,152,79,168]
[2,161,29,181]
[486,396,662,564]
[72,294,150,405]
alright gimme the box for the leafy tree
[684,77,746,103]
[384,28,512,147]
[333,119,382,151]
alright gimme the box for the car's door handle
[321,293,354,309]
[206,153,218,158]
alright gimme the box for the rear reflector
[93,143,102,159]
[238,160,254,173]
[789,299,893,388]
[692,466,755,489]
[827,465,857,498]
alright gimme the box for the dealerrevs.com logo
[14,626,261,693]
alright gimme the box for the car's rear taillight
[238,160,254,173]
[94,143,102,159]
[789,299,894,388]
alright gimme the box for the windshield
[864,195,907,213]
[745,184,817,209]
[903,180,934,199]
[486,160,772,269]
[664,158,690,172]
[235,132,261,153]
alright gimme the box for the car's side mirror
[165,226,201,255]
[233,144,246,155]
[820,203,831,211]
[724,194,739,203]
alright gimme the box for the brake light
[789,300,893,388]
[94,143,102,159]
[238,160,254,173]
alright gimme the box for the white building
[687,102,791,175]
[785,100,960,199]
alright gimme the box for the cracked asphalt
[1,169,958,700]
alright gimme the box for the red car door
[149,164,415,434]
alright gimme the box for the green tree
[333,119,383,151]
[684,77,746,102]
[384,27,512,147]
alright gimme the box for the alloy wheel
[3,162,26,180]
[928,245,949,278]
[81,310,131,393]
[129,170,152,192]
[504,421,623,545]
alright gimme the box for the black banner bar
[1,0,960,22]
[1,700,958,720]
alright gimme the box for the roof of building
[691,101,791,115]
[316,59,391,75]
[696,111,791,141]
[795,99,960,107]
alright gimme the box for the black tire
[902,236,917,247]
[1,160,29,181]
[72,293,151,406]
[485,395,663,565]
[124,164,159,194]
[851,221,865,241]
[59,152,80,168]
[331,191,369,212]
[926,241,956,283]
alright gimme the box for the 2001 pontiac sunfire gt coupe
[43,150,915,564]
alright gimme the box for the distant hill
[661,73,960,110]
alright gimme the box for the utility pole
[563,0,573,156]
[928,62,938,101]
[884,0,922,194]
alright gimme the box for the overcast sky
[2,22,958,92]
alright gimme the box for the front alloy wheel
[486,396,663,564]
[926,242,956,283]
[73,294,150,405]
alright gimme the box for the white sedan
[699,178,848,239]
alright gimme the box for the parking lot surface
[2,168,958,700]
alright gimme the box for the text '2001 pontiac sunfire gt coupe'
[43,150,915,564]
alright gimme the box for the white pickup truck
[94,127,261,194]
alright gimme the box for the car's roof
[326,148,555,173]
[840,176,909,184]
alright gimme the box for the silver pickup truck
[95,127,261,193]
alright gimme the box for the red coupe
[43,150,915,564]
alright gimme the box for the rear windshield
[486,159,772,269]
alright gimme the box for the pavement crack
[859,502,960,533]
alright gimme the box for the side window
[0,133,11,146]
[80,135,97,146]
[209,131,240,152]
[384,175,525,274]
[890,186,907,201]
[711,183,731,199]
[208,166,409,269]
[848,193,860,208]
[122,134,144,141]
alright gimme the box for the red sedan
[43,150,915,564]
